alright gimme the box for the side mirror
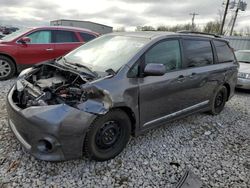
[144,63,166,76]
[19,37,31,44]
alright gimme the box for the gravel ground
[0,78,249,188]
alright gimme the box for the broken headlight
[18,68,33,78]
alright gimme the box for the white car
[235,50,250,89]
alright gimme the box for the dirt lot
[0,79,249,187]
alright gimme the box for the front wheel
[84,109,131,161]
[209,86,228,115]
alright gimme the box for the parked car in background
[235,50,250,89]
[2,28,12,35]
[7,32,238,161]
[9,27,19,33]
[0,26,99,80]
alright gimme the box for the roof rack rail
[177,30,221,38]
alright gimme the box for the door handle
[177,75,185,82]
[189,72,197,78]
[46,48,54,51]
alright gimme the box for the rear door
[181,38,217,101]
[16,30,55,65]
[52,30,83,58]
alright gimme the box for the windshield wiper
[61,58,97,78]
[70,62,98,78]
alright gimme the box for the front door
[138,39,211,129]
[16,30,55,65]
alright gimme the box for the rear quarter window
[214,40,235,63]
[79,32,96,42]
[182,39,213,68]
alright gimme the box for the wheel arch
[111,106,137,136]
[223,83,231,101]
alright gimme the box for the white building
[50,19,113,34]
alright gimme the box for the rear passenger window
[53,30,79,43]
[214,40,235,63]
[80,32,96,42]
[183,40,213,68]
[145,40,181,72]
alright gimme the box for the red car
[0,26,99,80]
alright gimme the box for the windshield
[64,35,149,72]
[1,28,31,41]
[235,51,250,63]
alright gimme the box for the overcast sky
[0,0,250,31]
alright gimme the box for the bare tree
[244,26,250,36]
[157,25,170,31]
[135,26,142,31]
[141,26,156,31]
[156,23,199,32]
[203,21,221,34]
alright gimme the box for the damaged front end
[13,62,112,114]
[7,62,113,161]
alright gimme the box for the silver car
[235,50,250,89]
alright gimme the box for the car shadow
[235,88,250,94]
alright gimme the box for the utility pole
[189,12,198,30]
[220,0,230,35]
[230,7,239,36]
[229,0,247,36]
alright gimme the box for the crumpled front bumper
[7,86,97,161]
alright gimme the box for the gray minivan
[7,31,238,161]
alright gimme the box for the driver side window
[144,40,181,72]
[27,30,51,44]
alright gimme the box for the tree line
[114,21,250,36]
[136,21,223,35]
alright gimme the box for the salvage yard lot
[0,79,249,188]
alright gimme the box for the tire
[0,55,16,80]
[209,86,228,115]
[84,109,131,161]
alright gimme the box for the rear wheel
[0,55,16,80]
[84,109,131,161]
[209,86,228,115]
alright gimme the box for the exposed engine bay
[13,63,112,114]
